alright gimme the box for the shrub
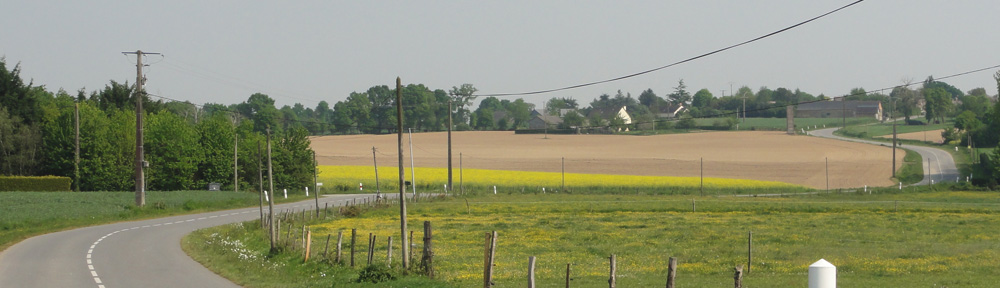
[355,265,397,283]
[0,176,71,192]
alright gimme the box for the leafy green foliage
[355,265,398,283]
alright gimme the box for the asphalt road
[809,128,960,185]
[0,193,391,288]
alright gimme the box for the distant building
[587,106,632,125]
[656,103,687,119]
[527,115,563,129]
[796,100,883,120]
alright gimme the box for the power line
[475,0,866,97]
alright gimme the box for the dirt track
[311,131,903,189]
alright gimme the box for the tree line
[0,59,313,191]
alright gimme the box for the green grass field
[694,117,877,131]
[842,121,951,137]
[0,190,308,251]
[186,189,1000,287]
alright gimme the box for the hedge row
[0,176,72,192]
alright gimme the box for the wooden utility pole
[892,98,897,178]
[313,151,319,217]
[373,146,381,196]
[267,127,276,252]
[447,100,453,192]
[396,77,409,269]
[408,128,416,197]
[123,50,159,206]
[460,153,464,194]
[74,102,80,192]
[234,129,238,192]
[257,141,264,227]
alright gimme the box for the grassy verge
[183,199,448,288]
[696,117,877,131]
[842,121,950,137]
[0,190,310,251]
[187,191,1000,287]
[894,148,923,185]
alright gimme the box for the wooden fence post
[336,230,344,264]
[350,228,356,267]
[409,230,414,265]
[609,254,617,288]
[387,236,393,268]
[304,230,312,262]
[734,265,743,288]
[666,257,677,288]
[301,226,307,250]
[528,256,536,288]
[423,221,435,278]
[484,231,497,288]
[565,263,572,288]
[747,231,752,274]
[368,234,376,265]
[323,234,331,258]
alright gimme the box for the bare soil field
[877,129,944,144]
[311,131,903,189]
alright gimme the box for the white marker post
[264,190,269,202]
[493,186,497,194]
[305,187,309,197]
[359,183,363,191]
[283,189,287,199]
[808,259,836,288]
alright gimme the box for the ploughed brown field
[311,131,903,189]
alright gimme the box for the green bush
[355,265,397,283]
[0,176,71,192]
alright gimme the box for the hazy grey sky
[2,1,997,109]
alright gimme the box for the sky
[2,1,998,110]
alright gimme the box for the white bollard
[865,185,868,194]
[305,187,309,197]
[808,259,836,288]
[359,183,363,191]
[283,189,287,199]
[899,182,902,190]
[493,186,497,194]
[264,190,269,202]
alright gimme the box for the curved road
[0,193,388,287]
[809,128,960,185]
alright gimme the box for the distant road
[809,128,960,185]
[0,193,392,288]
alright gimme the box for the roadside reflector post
[808,259,836,288]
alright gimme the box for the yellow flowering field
[310,193,1000,287]
[317,165,803,194]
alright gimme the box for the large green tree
[145,111,201,190]
[924,87,952,124]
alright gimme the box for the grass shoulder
[0,190,311,252]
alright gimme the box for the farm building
[656,103,687,119]
[587,106,632,125]
[527,115,563,129]
[796,100,883,120]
